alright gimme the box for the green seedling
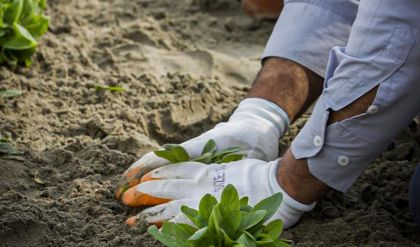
[154,139,246,164]
[0,88,22,98]
[149,184,291,247]
[95,85,126,92]
[0,88,22,107]
[0,0,50,67]
[0,137,24,160]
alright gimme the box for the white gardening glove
[115,98,289,199]
[122,158,315,229]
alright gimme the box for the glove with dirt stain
[123,158,316,229]
[115,98,290,199]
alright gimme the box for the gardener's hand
[122,159,315,229]
[115,98,289,199]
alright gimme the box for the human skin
[248,57,378,204]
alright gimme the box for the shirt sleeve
[262,0,359,77]
[291,0,420,192]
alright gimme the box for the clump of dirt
[0,0,419,246]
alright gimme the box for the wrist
[230,98,290,137]
[276,150,330,204]
[269,159,316,212]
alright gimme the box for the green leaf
[194,214,208,229]
[270,240,293,247]
[240,205,253,213]
[4,46,35,67]
[216,186,242,237]
[263,219,283,240]
[252,193,283,223]
[158,144,190,163]
[211,146,245,163]
[162,143,180,151]
[217,153,246,164]
[0,142,23,155]
[38,0,47,9]
[216,205,241,238]
[208,205,224,245]
[181,205,198,225]
[255,233,274,245]
[0,137,10,143]
[24,14,49,38]
[239,210,266,231]
[198,194,218,223]
[220,228,236,247]
[212,146,242,158]
[4,23,37,50]
[220,184,240,211]
[0,0,49,67]
[177,223,197,236]
[209,205,222,231]
[201,139,216,155]
[249,225,264,238]
[3,0,24,25]
[187,226,207,242]
[236,232,257,247]
[148,225,187,247]
[154,150,180,163]
[239,197,249,206]
[163,222,194,241]
[95,85,126,92]
[0,89,22,98]
[170,146,190,162]
[19,0,34,23]
[193,152,213,164]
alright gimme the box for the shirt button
[338,155,350,166]
[313,135,323,147]
[367,105,379,114]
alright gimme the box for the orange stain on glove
[151,221,163,228]
[126,216,163,228]
[122,186,171,207]
[115,165,145,199]
[140,171,161,183]
[125,216,138,227]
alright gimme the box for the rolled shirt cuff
[262,0,357,77]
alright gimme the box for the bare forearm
[247,57,380,204]
[247,57,323,122]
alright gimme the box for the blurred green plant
[0,88,22,107]
[0,88,22,98]
[0,0,50,67]
[0,136,24,161]
[95,85,126,92]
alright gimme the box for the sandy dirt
[0,0,419,246]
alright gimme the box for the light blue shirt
[263,0,420,192]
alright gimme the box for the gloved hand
[115,98,289,199]
[122,159,316,229]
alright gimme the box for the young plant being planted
[149,184,291,247]
[0,0,50,67]
[115,140,246,199]
[154,139,246,164]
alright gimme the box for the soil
[0,0,419,246]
